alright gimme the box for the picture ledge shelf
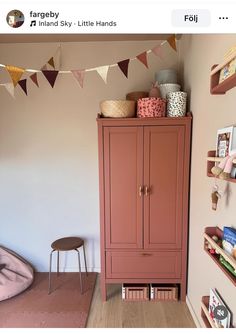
[201,296,217,328]
[211,50,236,95]
[201,296,234,328]
[207,150,236,183]
[204,227,236,287]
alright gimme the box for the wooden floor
[87,277,196,328]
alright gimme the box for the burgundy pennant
[42,70,59,88]
[18,79,27,95]
[136,52,148,68]
[117,59,130,78]
[30,73,39,87]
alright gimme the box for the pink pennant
[71,70,85,88]
[117,59,130,78]
[30,73,39,87]
[41,64,48,71]
[42,70,59,88]
[18,79,27,95]
[152,45,163,59]
[136,52,148,68]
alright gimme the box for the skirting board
[186,296,201,328]
[49,267,101,272]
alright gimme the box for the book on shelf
[209,288,231,328]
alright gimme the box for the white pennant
[96,65,109,84]
[4,82,15,98]
[54,45,62,69]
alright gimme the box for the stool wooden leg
[57,251,59,276]
[82,244,88,276]
[48,250,55,294]
[75,249,83,294]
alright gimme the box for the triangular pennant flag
[96,65,109,84]
[136,52,148,68]
[4,82,15,98]
[41,64,47,71]
[71,70,85,88]
[42,70,59,88]
[30,73,39,87]
[152,45,163,58]
[6,65,25,87]
[167,35,177,52]
[18,79,27,95]
[47,57,55,69]
[117,59,130,78]
[54,46,62,69]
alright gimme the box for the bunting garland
[4,82,15,98]
[42,70,59,88]
[152,44,163,58]
[71,70,85,88]
[96,66,109,84]
[18,79,27,95]
[117,59,130,78]
[30,73,39,87]
[167,35,177,51]
[136,51,148,68]
[47,57,55,69]
[0,35,178,98]
[6,65,25,87]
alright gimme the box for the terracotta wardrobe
[97,115,192,301]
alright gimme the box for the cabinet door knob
[139,186,144,197]
[142,253,152,256]
[144,186,150,196]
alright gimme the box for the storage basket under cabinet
[122,284,149,301]
[150,284,178,301]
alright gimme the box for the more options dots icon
[6,9,25,28]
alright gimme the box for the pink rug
[0,272,97,328]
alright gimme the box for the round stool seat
[51,237,84,251]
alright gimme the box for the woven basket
[126,91,148,101]
[100,100,136,118]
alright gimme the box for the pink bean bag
[0,246,34,301]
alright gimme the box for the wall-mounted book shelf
[201,296,217,328]
[210,51,236,95]
[207,150,236,183]
[201,295,234,328]
[204,227,236,286]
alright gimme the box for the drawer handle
[142,253,152,256]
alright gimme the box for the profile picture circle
[6,9,24,28]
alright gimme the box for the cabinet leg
[180,283,186,301]
[100,279,107,302]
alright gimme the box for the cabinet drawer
[106,251,181,279]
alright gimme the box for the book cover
[222,226,236,259]
[209,288,231,328]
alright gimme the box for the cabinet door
[143,125,185,249]
[104,127,143,249]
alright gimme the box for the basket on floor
[122,284,149,301]
[150,284,178,301]
[100,100,136,118]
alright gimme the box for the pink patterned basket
[137,97,166,118]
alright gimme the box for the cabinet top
[97,113,192,126]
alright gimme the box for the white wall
[179,34,236,327]
[0,40,178,272]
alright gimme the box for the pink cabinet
[97,116,192,301]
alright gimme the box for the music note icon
[30,20,36,27]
